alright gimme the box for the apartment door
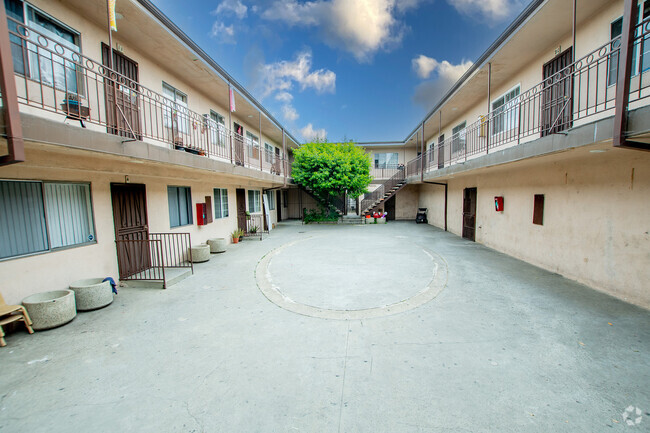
[276,191,282,221]
[462,187,477,241]
[233,123,245,166]
[102,44,141,139]
[437,134,445,169]
[111,183,150,278]
[541,47,573,136]
[236,188,247,231]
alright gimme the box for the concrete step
[121,267,193,289]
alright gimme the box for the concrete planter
[190,244,210,263]
[22,290,76,331]
[69,278,114,311]
[377,217,387,224]
[207,238,228,253]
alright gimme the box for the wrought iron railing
[405,24,650,178]
[115,232,192,288]
[360,167,405,214]
[115,238,165,283]
[370,166,402,180]
[5,16,289,177]
[244,214,267,240]
[149,232,193,271]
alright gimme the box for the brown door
[234,123,245,166]
[111,183,149,278]
[236,188,247,231]
[542,47,573,136]
[276,190,282,221]
[462,187,477,241]
[102,44,141,139]
[437,134,445,169]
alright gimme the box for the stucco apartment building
[0,0,303,302]
[359,0,650,308]
[1,0,649,309]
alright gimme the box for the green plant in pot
[231,228,244,243]
[245,210,251,220]
[250,226,258,234]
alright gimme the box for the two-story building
[0,0,301,301]
[358,0,650,308]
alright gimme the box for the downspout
[423,181,448,232]
[0,0,25,166]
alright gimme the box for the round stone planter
[207,238,228,253]
[190,244,210,263]
[69,278,114,311]
[22,290,76,331]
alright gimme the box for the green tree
[292,140,372,207]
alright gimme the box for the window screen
[0,181,48,259]
[213,188,229,219]
[44,183,95,248]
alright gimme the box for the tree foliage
[291,140,372,204]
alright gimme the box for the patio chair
[0,292,34,347]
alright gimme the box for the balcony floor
[1,221,648,432]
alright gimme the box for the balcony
[405,19,650,180]
[3,16,290,179]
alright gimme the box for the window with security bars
[213,188,229,219]
[0,180,96,260]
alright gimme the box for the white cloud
[412,58,473,109]
[412,54,438,79]
[282,104,299,121]
[261,0,420,62]
[211,21,236,43]
[257,50,336,98]
[300,123,327,141]
[447,0,522,23]
[275,92,293,103]
[214,0,248,19]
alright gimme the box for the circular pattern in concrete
[255,234,448,320]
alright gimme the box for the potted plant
[250,226,258,234]
[231,228,244,244]
[245,210,251,220]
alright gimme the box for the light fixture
[247,114,253,118]
[589,149,607,153]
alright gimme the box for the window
[205,110,226,148]
[6,1,83,94]
[163,82,189,135]
[168,186,193,227]
[609,18,623,87]
[0,180,96,260]
[533,194,544,225]
[213,188,229,219]
[264,143,275,163]
[491,85,521,135]
[374,153,399,169]
[248,190,261,213]
[609,3,650,87]
[246,132,260,158]
[452,122,467,155]
[266,190,275,210]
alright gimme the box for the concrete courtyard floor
[1,221,649,432]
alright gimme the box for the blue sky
[150,0,530,142]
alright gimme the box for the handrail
[5,16,289,177]
[403,32,637,178]
[360,166,405,214]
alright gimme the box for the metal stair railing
[360,167,405,214]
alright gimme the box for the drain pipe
[422,181,448,232]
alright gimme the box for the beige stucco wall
[418,147,650,308]
[0,142,279,304]
[22,0,285,155]
[394,184,419,220]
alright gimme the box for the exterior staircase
[359,167,407,215]
[297,184,346,216]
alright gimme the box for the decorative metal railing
[5,16,289,177]
[244,214,267,240]
[370,167,402,180]
[405,24,650,178]
[359,166,405,214]
[115,232,192,288]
